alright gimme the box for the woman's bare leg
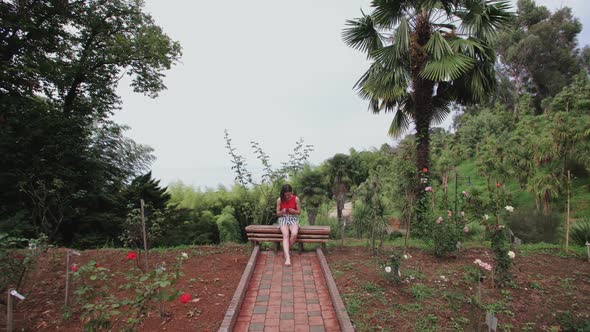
[280,225,291,265]
[288,224,299,248]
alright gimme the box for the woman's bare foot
[284,261,291,266]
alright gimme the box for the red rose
[71,264,79,272]
[423,167,428,173]
[180,293,191,304]
[127,252,138,260]
[496,183,501,188]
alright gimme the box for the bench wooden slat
[249,238,330,243]
[245,225,330,235]
[246,225,330,230]
[247,233,329,239]
[245,225,331,252]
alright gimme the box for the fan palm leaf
[344,0,511,179]
[343,12,384,55]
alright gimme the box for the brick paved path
[234,251,341,332]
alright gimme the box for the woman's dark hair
[280,184,293,202]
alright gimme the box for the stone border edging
[316,247,355,331]
[218,245,260,332]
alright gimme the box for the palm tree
[325,154,357,244]
[343,0,511,175]
[293,165,328,225]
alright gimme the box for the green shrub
[159,210,220,246]
[0,211,35,238]
[506,208,562,243]
[570,218,590,246]
[316,216,341,239]
[0,234,46,295]
[432,216,461,257]
[557,311,590,332]
[464,221,486,242]
[216,206,242,243]
[387,230,404,241]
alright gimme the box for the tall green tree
[353,174,388,255]
[1,0,182,117]
[497,0,583,115]
[123,172,170,211]
[0,0,181,245]
[292,165,328,225]
[343,0,511,176]
[324,153,366,243]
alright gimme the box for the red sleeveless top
[280,195,298,210]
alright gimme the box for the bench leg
[274,242,279,254]
[298,242,303,253]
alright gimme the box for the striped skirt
[278,214,299,226]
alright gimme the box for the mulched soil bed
[327,246,590,332]
[3,245,589,331]
[1,245,250,331]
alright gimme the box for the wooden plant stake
[7,289,26,332]
[141,199,149,271]
[566,170,571,251]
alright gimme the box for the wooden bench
[245,225,331,252]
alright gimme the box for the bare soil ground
[327,246,590,331]
[2,245,589,331]
[0,245,250,331]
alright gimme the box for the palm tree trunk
[336,182,347,245]
[412,12,434,179]
[307,209,317,226]
[513,73,521,120]
[411,13,434,230]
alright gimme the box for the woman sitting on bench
[276,184,301,266]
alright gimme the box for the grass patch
[410,284,434,300]
[398,303,424,312]
[404,267,426,280]
[342,293,363,317]
[332,269,344,278]
[450,316,470,331]
[363,281,385,294]
[443,291,468,312]
[520,243,586,257]
[414,314,439,332]
[483,299,514,317]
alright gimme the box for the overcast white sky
[112,0,590,189]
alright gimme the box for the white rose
[508,251,515,259]
[385,266,392,273]
[181,252,189,259]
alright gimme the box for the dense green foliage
[0,0,181,247]
[1,0,588,255]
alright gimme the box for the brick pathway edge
[316,247,355,331]
[218,245,260,332]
